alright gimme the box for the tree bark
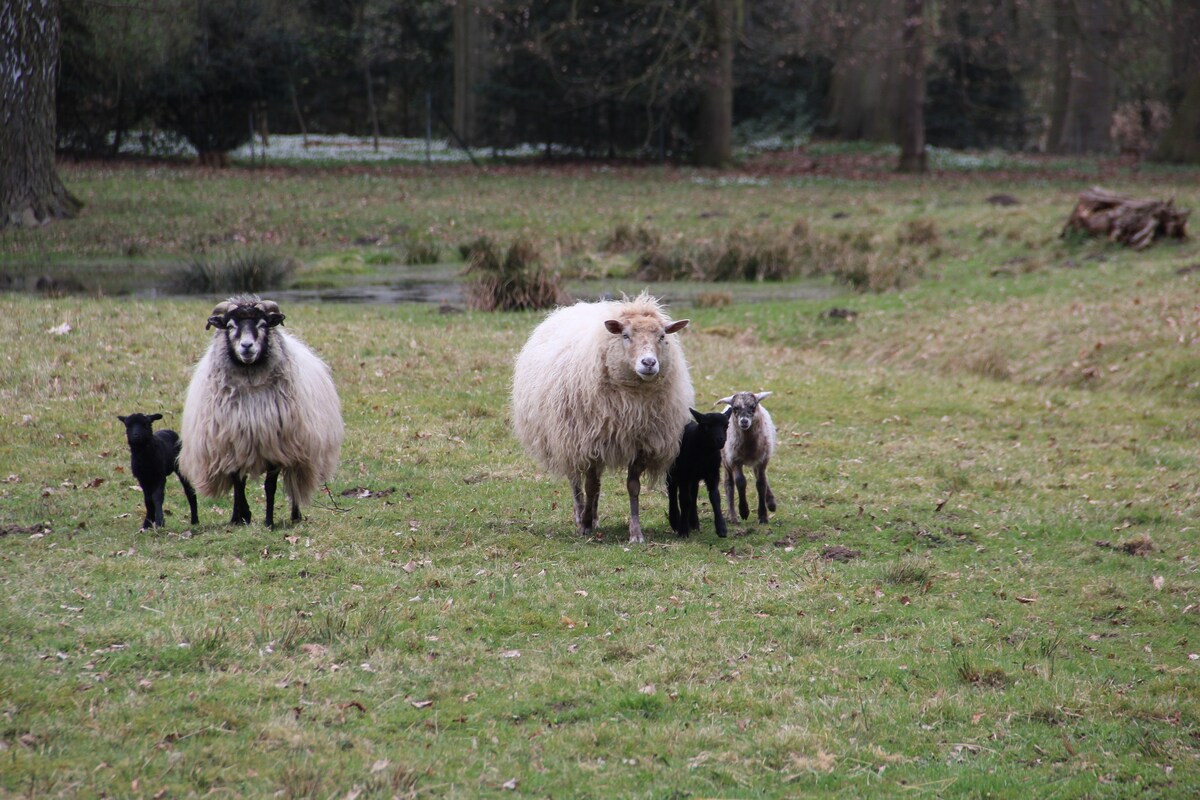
[1150,0,1200,163]
[1,0,80,228]
[454,0,492,148]
[1045,0,1073,151]
[896,0,927,173]
[1054,0,1115,154]
[695,0,735,168]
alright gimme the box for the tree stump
[1062,187,1189,249]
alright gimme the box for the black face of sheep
[667,407,733,539]
[118,413,199,531]
[206,300,286,366]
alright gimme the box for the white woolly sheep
[718,391,777,525]
[512,292,693,543]
[179,296,344,528]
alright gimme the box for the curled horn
[257,299,285,327]
[206,300,238,330]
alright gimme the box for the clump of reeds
[173,252,297,294]
[463,236,567,312]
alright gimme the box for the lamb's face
[604,314,689,381]
[118,413,162,446]
[691,408,733,450]
[726,391,770,431]
[207,300,286,366]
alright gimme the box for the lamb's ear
[148,413,163,422]
[689,408,704,423]
[117,415,128,424]
[721,407,734,419]
[604,320,625,335]
[665,319,689,334]
[754,391,772,402]
[715,395,734,407]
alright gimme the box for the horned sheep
[179,296,344,528]
[512,292,693,543]
[718,391,777,525]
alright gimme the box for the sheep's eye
[256,320,268,330]
[658,334,666,342]
[622,333,630,340]
[225,320,236,330]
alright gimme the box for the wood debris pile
[1062,187,1189,249]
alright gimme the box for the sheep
[512,291,693,543]
[666,407,733,539]
[117,412,199,531]
[179,296,344,528]
[717,391,777,525]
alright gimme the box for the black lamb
[666,407,733,538]
[118,413,199,531]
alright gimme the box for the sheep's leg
[735,466,750,521]
[178,474,199,525]
[231,475,252,525]
[723,463,737,524]
[571,477,586,529]
[264,467,280,529]
[759,460,776,515]
[667,475,685,536]
[152,482,167,528]
[626,457,646,544]
[139,485,156,530]
[754,464,771,523]
[291,498,302,524]
[686,480,701,532]
[580,465,600,534]
[704,473,728,538]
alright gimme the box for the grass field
[1,152,1199,798]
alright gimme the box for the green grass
[1,157,1199,797]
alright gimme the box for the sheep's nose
[640,356,657,369]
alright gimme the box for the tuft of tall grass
[173,251,297,294]
[401,232,441,265]
[463,236,568,312]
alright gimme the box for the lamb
[117,412,199,531]
[666,407,733,539]
[718,391,777,525]
[512,292,693,543]
[179,296,344,528]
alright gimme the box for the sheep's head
[717,391,771,431]
[206,298,285,365]
[604,310,688,382]
[689,407,733,450]
[118,413,163,446]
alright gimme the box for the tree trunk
[454,0,492,147]
[1150,0,1200,163]
[1045,0,1073,151]
[1054,0,1115,154]
[897,0,927,173]
[1,0,80,228]
[695,0,735,168]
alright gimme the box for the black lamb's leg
[140,485,155,531]
[264,466,280,529]
[705,473,727,538]
[152,482,167,528]
[686,481,701,532]
[231,475,251,525]
[755,464,771,524]
[178,474,199,525]
[667,474,684,536]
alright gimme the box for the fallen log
[1062,187,1189,249]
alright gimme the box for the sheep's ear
[689,408,704,423]
[604,320,624,335]
[117,415,128,424]
[266,312,285,327]
[665,319,689,334]
[148,413,163,422]
[754,391,772,402]
[715,395,734,407]
[721,407,734,419]
[205,314,226,330]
